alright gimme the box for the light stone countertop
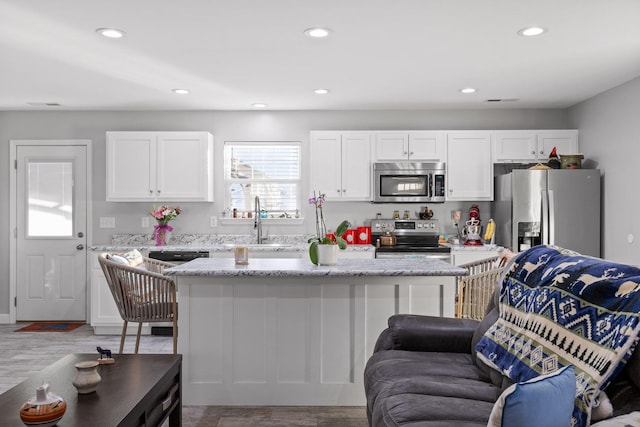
[90,233,375,253]
[90,243,375,253]
[164,257,467,277]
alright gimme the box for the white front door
[15,145,88,321]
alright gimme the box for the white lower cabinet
[178,273,456,405]
[450,249,500,266]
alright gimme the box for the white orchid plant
[307,191,350,265]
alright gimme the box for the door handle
[548,189,555,246]
[541,190,549,245]
[76,244,85,250]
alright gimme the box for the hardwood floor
[0,323,368,426]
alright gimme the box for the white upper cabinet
[310,131,341,199]
[537,130,579,159]
[106,131,214,202]
[341,132,372,199]
[493,130,579,163]
[310,131,372,201]
[374,131,445,162]
[493,131,537,162]
[446,132,493,201]
[374,132,407,160]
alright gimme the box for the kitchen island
[165,257,467,406]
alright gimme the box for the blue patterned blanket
[476,245,640,427]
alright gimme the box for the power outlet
[99,217,115,228]
[142,216,149,228]
[210,216,218,228]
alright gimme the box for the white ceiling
[2,0,640,111]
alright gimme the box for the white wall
[0,108,569,317]
[568,76,640,264]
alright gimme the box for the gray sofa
[364,250,640,426]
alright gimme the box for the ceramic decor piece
[72,360,101,394]
[19,383,66,427]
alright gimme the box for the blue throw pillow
[488,365,576,427]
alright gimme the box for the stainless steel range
[369,219,451,261]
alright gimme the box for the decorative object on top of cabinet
[106,131,213,202]
[374,131,446,162]
[560,154,583,169]
[547,146,561,169]
[493,130,578,163]
[446,131,493,201]
[309,131,372,201]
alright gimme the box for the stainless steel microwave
[373,162,446,203]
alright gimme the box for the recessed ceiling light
[304,27,331,38]
[517,26,546,37]
[251,103,268,108]
[96,28,125,39]
[314,89,330,95]
[460,88,477,94]
[172,89,190,95]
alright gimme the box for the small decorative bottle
[19,383,67,427]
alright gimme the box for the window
[224,142,301,218]
[27,161,73,237]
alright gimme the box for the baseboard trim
[0,314,11,324]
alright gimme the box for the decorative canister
[72,360,101,394]
[342,229,356,245]
[19,383,66,427]
[356,226,372,244]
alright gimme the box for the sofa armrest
[373,314,480,353]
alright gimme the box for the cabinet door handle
[157,190,161,194]
[403,151,408,155]
[342,189,346,192]
[540,150,544,154]
[531,150,536,154]
[149,190,153,195]
[337,189,341,193]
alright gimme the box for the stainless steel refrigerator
[493,169,601,257]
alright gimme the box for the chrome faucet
[254,196,265,244]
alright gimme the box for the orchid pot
[316,243,339,266]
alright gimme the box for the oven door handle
[375,252,451,261]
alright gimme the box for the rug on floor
[15,322,84,332]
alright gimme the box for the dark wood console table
[0,353,182,427]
